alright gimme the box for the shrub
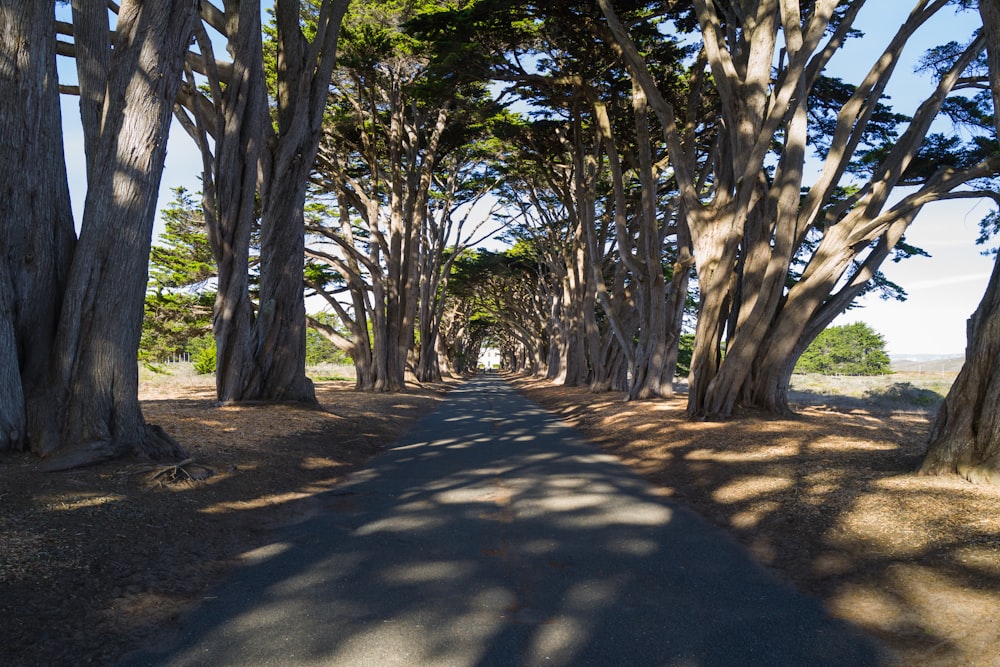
[864,382,943,408]
[675,333,695,377]
[188,334,216,375]
[796,322,891,376]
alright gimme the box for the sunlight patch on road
[526,496,673,527]
[238,541,293,565]
[524,578,621,665]
[380,560,475,585]
[355,514,447,535]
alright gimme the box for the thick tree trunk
[686,205,741,418]
[247,173,316,402]
[0,2,76,452]
[921,258,1000,484]
[51,0,199,465]
[627,81,671,400]
[205,0,267,404]
[238,0,348,403]
[919,0,1000,484]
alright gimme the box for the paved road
[122,375,887,666]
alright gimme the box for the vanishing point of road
[122,374,887,667]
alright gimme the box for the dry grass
[511,375,1000,667]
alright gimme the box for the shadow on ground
[123,377,885,667]
[514,377,1000,667]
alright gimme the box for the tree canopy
[795,323,892,376]
[6,1,1000,485]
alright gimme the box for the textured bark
[70,1,110,182]
[919,0,1000,484]
[921,261,1000,484]
[172,0,267,404]
[627,80,671,400]
[0,3,76,453]
[209,1,267,404]
[173,0,347,403]
[240,0,347,402]
[682,0,987,419]
[52,0,199,463]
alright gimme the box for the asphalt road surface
[122,374,887,667]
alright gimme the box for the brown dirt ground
[2,372,999,666]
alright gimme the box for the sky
[56,2,995,358]
[821,3,994,357]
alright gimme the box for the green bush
[796,322,891,376]
[675,333,695,377]
[188,334,216,375]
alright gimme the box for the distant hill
[891,355,965,373]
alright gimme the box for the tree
[173,0,349,404]
[598,0,998,419]
[437,0,701,398]
[0,1,75,453]
[795,322,891,376]
[441,245,551,377]
[140,189,216,364]
[305,0,502,391]
[0,1,200,466]
[920,0,1000,485]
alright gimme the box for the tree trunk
[919,0,1000,484]
[0,2,76,452]
[240,0,348,403]
[51,0,199,465]
[247,173,317,401]
[197,0,267,404]
[921,258,1000,484]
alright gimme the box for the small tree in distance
[795,322,892,376]
[140,188,215,366]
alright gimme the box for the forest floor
[2,368,998,666]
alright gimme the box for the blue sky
[57,2,995,357]
[822,3,994,356]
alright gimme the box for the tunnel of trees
[2,0,1000,483]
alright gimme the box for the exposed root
[38,441,117,472]
[140,458,214,487]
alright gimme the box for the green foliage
[149,188,215,288]
[188,334,217,375]
[675,333,695,377]
[139,290,215,364]
[306,312,352,366]
[140,188,216,364]
[795,322,892,376]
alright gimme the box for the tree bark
[0,2,76,453]
[921,259,1000,484]
[178,0,267,404]
[919,0,1000,484]
[51,0,199,464]
[683,0,987,419]
[243,0,347,402]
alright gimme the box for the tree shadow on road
[121,377,885,666]
[514,377,1000,667]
